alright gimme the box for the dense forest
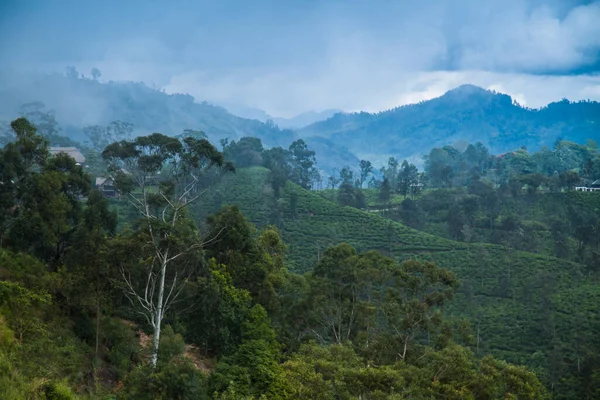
[1,103,600,398]
[5,115,584,399]
[3,0,600,398]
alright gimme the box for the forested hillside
[188,132,600,398]
[191,166,600,398]
[0,71,294,147]
[4,0,600,398]
[0,117,558,399]
[299,84,600,162]
[0,71,359,174]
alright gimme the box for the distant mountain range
[218,102,341,129]
[298,84,600,163]
[0,72,295,147]
[1,73,599,173]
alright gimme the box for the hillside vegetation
[3,74,600,398]
[192,166,600,397]
[1,120,553,399]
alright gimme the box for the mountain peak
[444,84,491,97]
[439,84,511,107]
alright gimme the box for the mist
[1,0,599,118]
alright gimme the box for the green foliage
[186,259,252,355]
[36,380,77,400]
[0,118,90,264]
[158,325,186,364]
[204,206,287,314]
[303,245,459,363]
[1,114,597,399]
[283,341,549,400]
[0,269,89,397]
[209,304,287,399]
[191,166,600,397]
[119,360,207,400]
[103,318,141,380]
[288,139,319,190]
[223,137,264,167]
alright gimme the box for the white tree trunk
[150,251,168,367]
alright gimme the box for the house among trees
[575,179,600,192]
[95,176,118,198]
[49,147,86,165]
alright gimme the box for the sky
[0,0,599,117]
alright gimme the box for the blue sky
[1,0,599,116]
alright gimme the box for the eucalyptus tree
[358,159,373,188]
[289,139,318,190]
[306,243,458,362]
[398,160,419,198]
[102,132,233,366]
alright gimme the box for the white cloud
[163,68,600,117]
[444,0,600,72]
[2,0,600,117]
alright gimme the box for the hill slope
[0,72,359,173]
[0,72,295,147]
[193,167,600,392]
[218,103,341,129]
[299,84,600,162]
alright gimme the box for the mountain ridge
[298,84,600,162]
[2,72,599,172]
[0,72,296,147]
[216,102,341,129]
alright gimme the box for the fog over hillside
[1,70,599,175]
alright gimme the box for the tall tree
[337,167,356,207]
[305,244,458,360]
[223,137,264,167]
[288,139,318,190]
[381,157,399,192]
[358,160,373,188]
[102,132,234,367]
[379,177,392,213]
[0,118,48,245]
[398,160,419,198]
[18,102,72,145]
[84,120,134,151]
[90,67,102,81]
[262,146,292,198]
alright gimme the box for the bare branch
[201,225,227,247]
[163,271,179,310]
[160,191,176,210]
[120,267,153,316]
